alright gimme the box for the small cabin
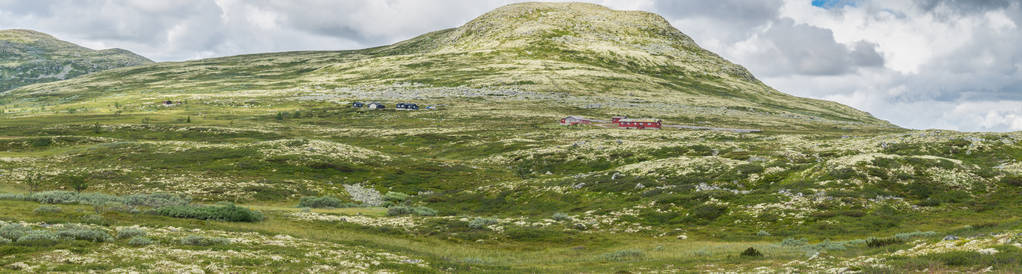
[352,102,365,108]
[615,118,662,129]
[560,116,592,126]
[395,103,419,110]
[367,102,385,109]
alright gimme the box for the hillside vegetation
[0,29,152,92]
[0,3,1020,273]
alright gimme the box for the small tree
[186,116,192,123]
[740,247,763,257]
[62,175,88,193]
[24,173,44,192]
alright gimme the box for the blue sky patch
[812,0,858,9]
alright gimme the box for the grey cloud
[740,19,885,76]
[653,0,782,42]
[850,41,884,67]
[915,0,1017,14]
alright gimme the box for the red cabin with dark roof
[614,118,661,129]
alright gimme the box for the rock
[677,234,688,240]
[943,235,959,241]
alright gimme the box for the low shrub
[33,205,62,214]
[16,231,59,246]
[740,247,763,257]
[552,212,571,221]
[128,236,154,246]
[468,217,499,229]
[386,206,437,216]
[602,249,644,261]
[117,227,147,239]
[0,224,30,241]
[383,192,410,204]
[29,191,83,204]
[122,193,190,208]
[812,240,846,251]
[866,237,903,248]
[0,193,27,201]
[1002,175,1022,187]
[80,215,110,226]
[10,191,192,210]
[56,226,113,242]
[895,231,937,241]
[181,235,231,246]
[154,203,264,222]
[781,237,808,247]
[297,196,345,208]
[691,204,728,220]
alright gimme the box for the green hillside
[1,3,890,131]
[0,3,1020,273]
[0,29,152,92]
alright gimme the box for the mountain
[0,29,152,92]
[0,3,892,130]
[7,3,1020,272]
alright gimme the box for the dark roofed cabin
[395,103,419,110]
[352,102,365,108]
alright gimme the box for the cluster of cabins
[560,116,662,129]
[351,102,435,110]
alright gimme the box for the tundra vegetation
[0,2,1021,272]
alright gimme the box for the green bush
[297,196,345,208]
[117,227,147,239]
[468,217,499,229]
[33,205,62,214]
[128,236,154,247]
[56,226,113,242]
[781,237,808,247]
[0,224,30,241]
[383,192,410,204]
[691,204,727,220]
[181,235,231,246]
[16,231,59,246]
[866,237,903,248]
[122,193,191,208]
[154,203,265,222]
[80,215,110,226]
[386,206,437,216]
[894,231,937,241]
[740,247,763,257]
[1001,175,1022,187]
[602,249,644,261]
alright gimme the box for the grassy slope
[0,29,153,92]
[0,2,1020,273]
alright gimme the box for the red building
[560,116,592,126]
[615,118,662,129]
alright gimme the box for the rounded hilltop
[441,2,699,50]
[0,29,60,43]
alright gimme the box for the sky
[1,0,1020,132]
